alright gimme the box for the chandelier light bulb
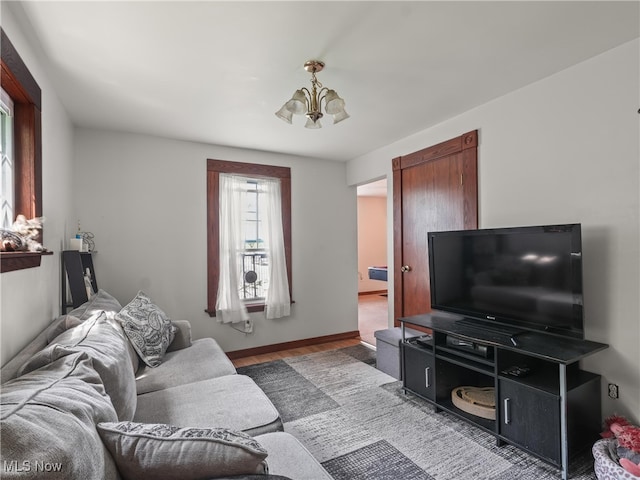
[275,104,293,124]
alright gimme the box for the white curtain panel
[262,177,291,319]
[215,174,249,324]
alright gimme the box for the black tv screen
[428,224,584,339]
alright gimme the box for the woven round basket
[451,386,496,420]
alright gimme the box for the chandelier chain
[311,71,322,90]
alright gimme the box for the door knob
[400,265,412,273]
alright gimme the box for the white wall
[357,196,387,293]
[0,5,76,365]
[2,0,636,422]
[347,39,640,421]
[72,129,358,352]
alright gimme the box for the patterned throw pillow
[116,291,177,368]
[97,421,268,480]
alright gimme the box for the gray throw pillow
[46,315,83,343]
[116,291,177,368]
[97,421,268,480]
[69,288,123,321]
[18,312,138,420]
[1,352,120,480]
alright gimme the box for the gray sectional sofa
[0,290,332,480]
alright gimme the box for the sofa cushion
[65,288,140,373]
[0,316,72,384]
[136,338,236,394]
[69,288,123,320]
[116,291,177,368]
[18,312,137,420]
[98,421,268,480]
[135,375,282,436]
[165,319,193,352]
[254,432,334,480]
[0,352,119,480]
[46,315,83,343]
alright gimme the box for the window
[0,28,45,273]
[207,159,292,320]
[237,178,268,302]
[1,88,14,229]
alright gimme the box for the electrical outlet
[244,319,253,334]
[608,383,619,399]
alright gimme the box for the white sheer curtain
[216,174,290,323]
[215,174,249,323]
[262,177,291,319]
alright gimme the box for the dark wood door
[393,131,478,324]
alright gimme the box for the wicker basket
[451,386,496,420]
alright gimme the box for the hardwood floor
[358,293,389,346]
[231,292,388,368]
[232,337,363,368]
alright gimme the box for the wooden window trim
[0,28,45,274]
[206,159,292,316]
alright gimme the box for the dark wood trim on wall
[394,130,477,171]
[1,29,43,224]
[13,103,42,222]
[226,330,360,360]
[206,159,291,178]
[1,28,44,274]
[206,169,220,314]
[206,159,292,315]
[1,30,41,109]
[392,157,403,328]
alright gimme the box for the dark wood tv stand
[399,311,608,480]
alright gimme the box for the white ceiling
[9,1,639,162]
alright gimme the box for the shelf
[404,386,496,434]
[436,345,494,368]
[436,351,494,376]
[61,250,98,314]
[1,251,53,273]
[404,339,434,353]
[400,312,608,364]
[437,398,496,433]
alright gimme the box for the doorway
[356,178,389,346]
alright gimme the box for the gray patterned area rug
[238,345,596,480]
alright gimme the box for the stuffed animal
[0,215,46,252]
[601,415,640,477]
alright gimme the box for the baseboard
[358,290,387,296]
[226,330,361,360]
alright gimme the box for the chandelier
[275,60,349,129]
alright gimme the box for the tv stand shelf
[400,312,608,480]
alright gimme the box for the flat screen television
[428,224,584,339]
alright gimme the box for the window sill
[205,304,265,317]
[205,301,294,318]
[1,251,53,273]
